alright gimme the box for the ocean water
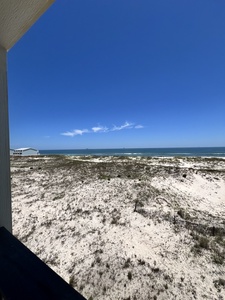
[40,147,225,157]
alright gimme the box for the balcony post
[0,45,12,233]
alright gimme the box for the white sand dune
[11,156,225,300]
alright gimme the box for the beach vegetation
[52,192,65,201]
[106,263,110,269]
[138,259,145,265]
[123,258,131,269]
[214,278,225,288]
[79,284,84,291]
[191,234,210,254]
[99,174,110,180]
[212,251,224,265]
[177,209,185,219]
[190,228,225,265]
[198,236,210,249]
[214,233,225,244]
[134,199,144,212]
[96,257,101,264]
[69,275,76,287]
[127,271,132,280]
[111,215,120,225]
[152,267,160,273]
[103,285,107,294]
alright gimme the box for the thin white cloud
[61,122,143,137]
[61,129,89,137]
[92,126,108,133]
[111,121,134,131]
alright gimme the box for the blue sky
[8,0,225,149]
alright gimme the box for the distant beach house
[10,149,14,155]
[13,148,40,156]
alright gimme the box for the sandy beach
[11,155,225,300]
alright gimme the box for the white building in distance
[13,148,40,156]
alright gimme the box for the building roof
[0,0,55,50]
[15,148,38,151]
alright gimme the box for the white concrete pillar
[0,45,12,232]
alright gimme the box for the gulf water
[40,147,225,157]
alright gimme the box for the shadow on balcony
[0,227,86,300]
